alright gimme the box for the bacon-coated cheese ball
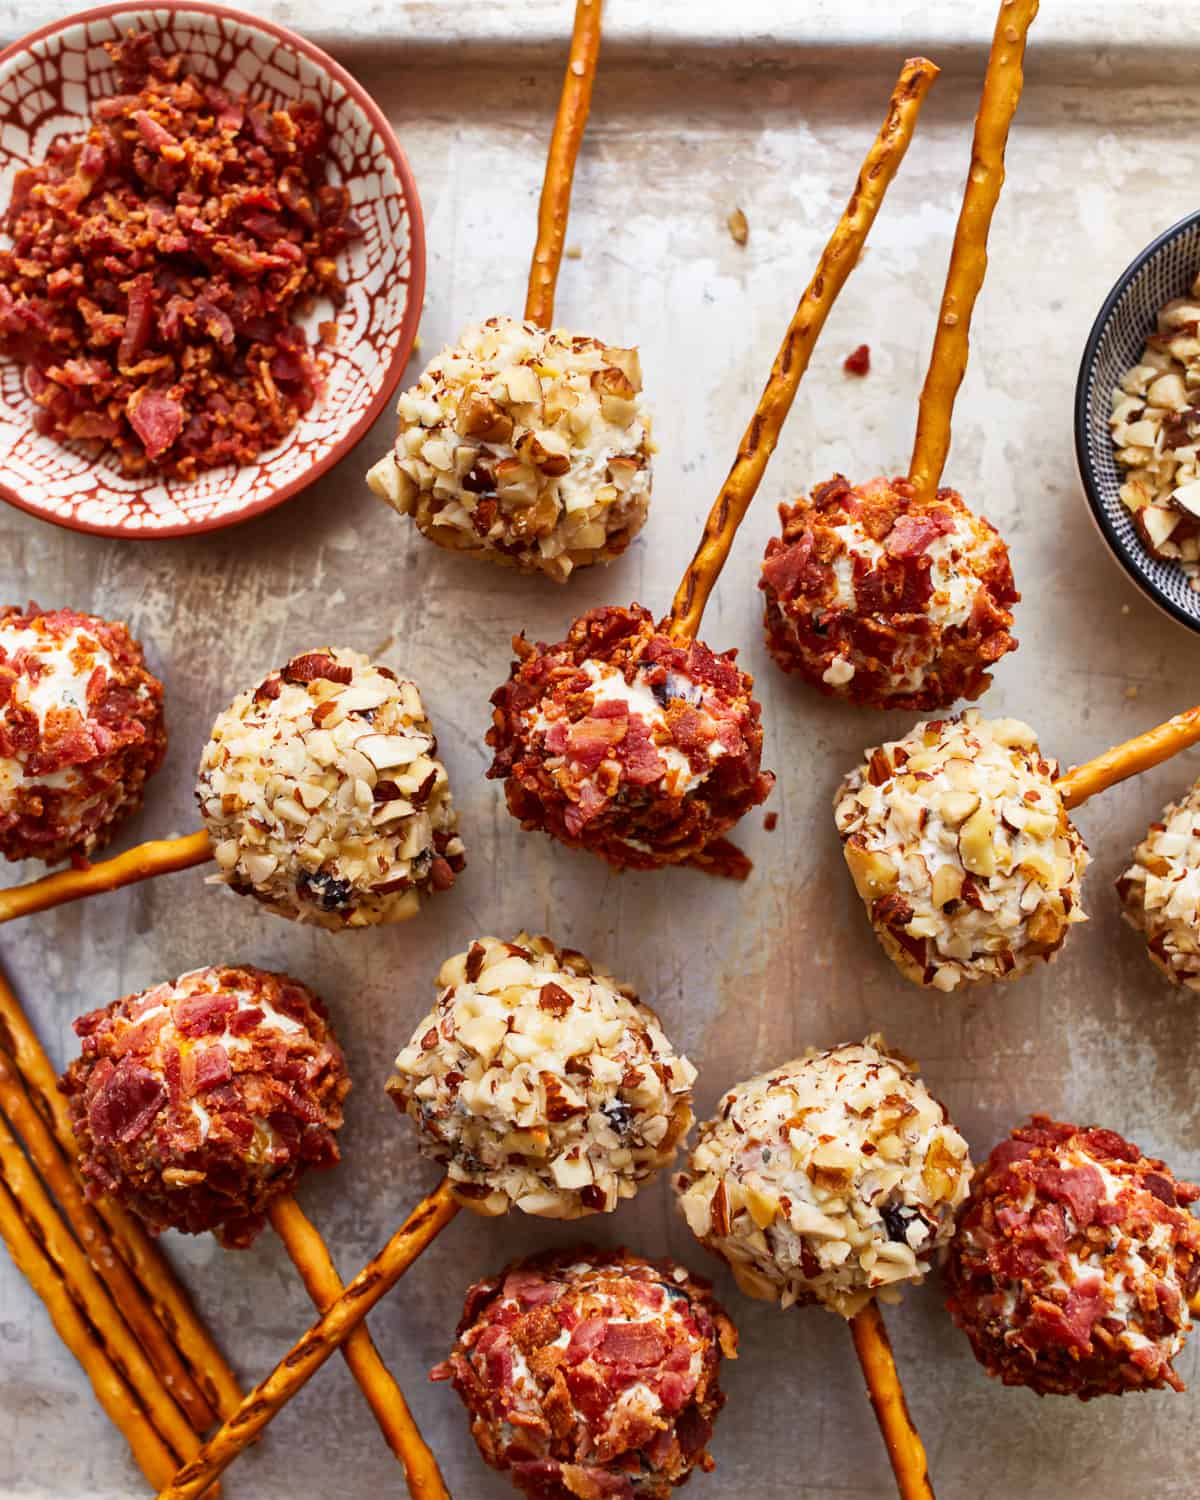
[0,604,165,863]
[197,647,465,929]
[835,711,1089,991]
[760,475,1018,710]
[367,316,651,582]
[387,934,695,1218]
[945,1116,1200,1398]
[487,605,774,878]
[675,1036,972,1318]
[1117,777,1200,990]
[432,1247,736,1500]
[61,966,350,1249]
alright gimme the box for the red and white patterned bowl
[0,1,424,536]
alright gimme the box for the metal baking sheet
[2,7,1199,1497]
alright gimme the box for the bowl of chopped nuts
[0,2,424,536]
[1076,208,1200,631]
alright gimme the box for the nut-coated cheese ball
[835,711,1088,990]
[387,934,695,1218]
[675,1036,972,1318]
[367,316,651,582]
[196,647,465,929]
[1117,778,1200,989]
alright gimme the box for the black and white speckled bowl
[1075,208,1200,634]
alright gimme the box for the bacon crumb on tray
[0,30,358,478]
[433,1247,737,1500]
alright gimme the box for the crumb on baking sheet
[727,208,748,246]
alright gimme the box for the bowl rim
[1073,204,1200,636]
[0,0,425,540]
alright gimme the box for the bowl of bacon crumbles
[0,4,424,535]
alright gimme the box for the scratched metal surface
[1,26,1199,1500]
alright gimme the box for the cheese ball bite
[675,1036,972,1318]
[433,1247,736,1500]
[367,316,651,583]
[61,966,349,1249]
[1117,778,1200,989]
[386,934,695,1218]
[197,647,465,930]
[0,604,166,864]
[487,605,774,877]
[945,1116,1200,1398]
[835,711,1089,991]
[760,476,1018,710]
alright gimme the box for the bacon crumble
[946,1116,1200,1398]
[60,965,350,1249]
[433,1247,736,1499]
[486,604,774,877]
[0,602,165,863]
[0,31,358,478]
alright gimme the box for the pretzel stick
[0,1047,217,1432]
[1055,705,1200,811]
[0,967,243,1419]
[524,0,603,329]
[267,1196,451,1500]
[0,1173,180,1489]
[907,0,1039,504]
[0,1104,205,1467]
[666,57,939,642]
[159,1181,460,1500]
[0,829,212,924]
[850,1302,934,1500]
